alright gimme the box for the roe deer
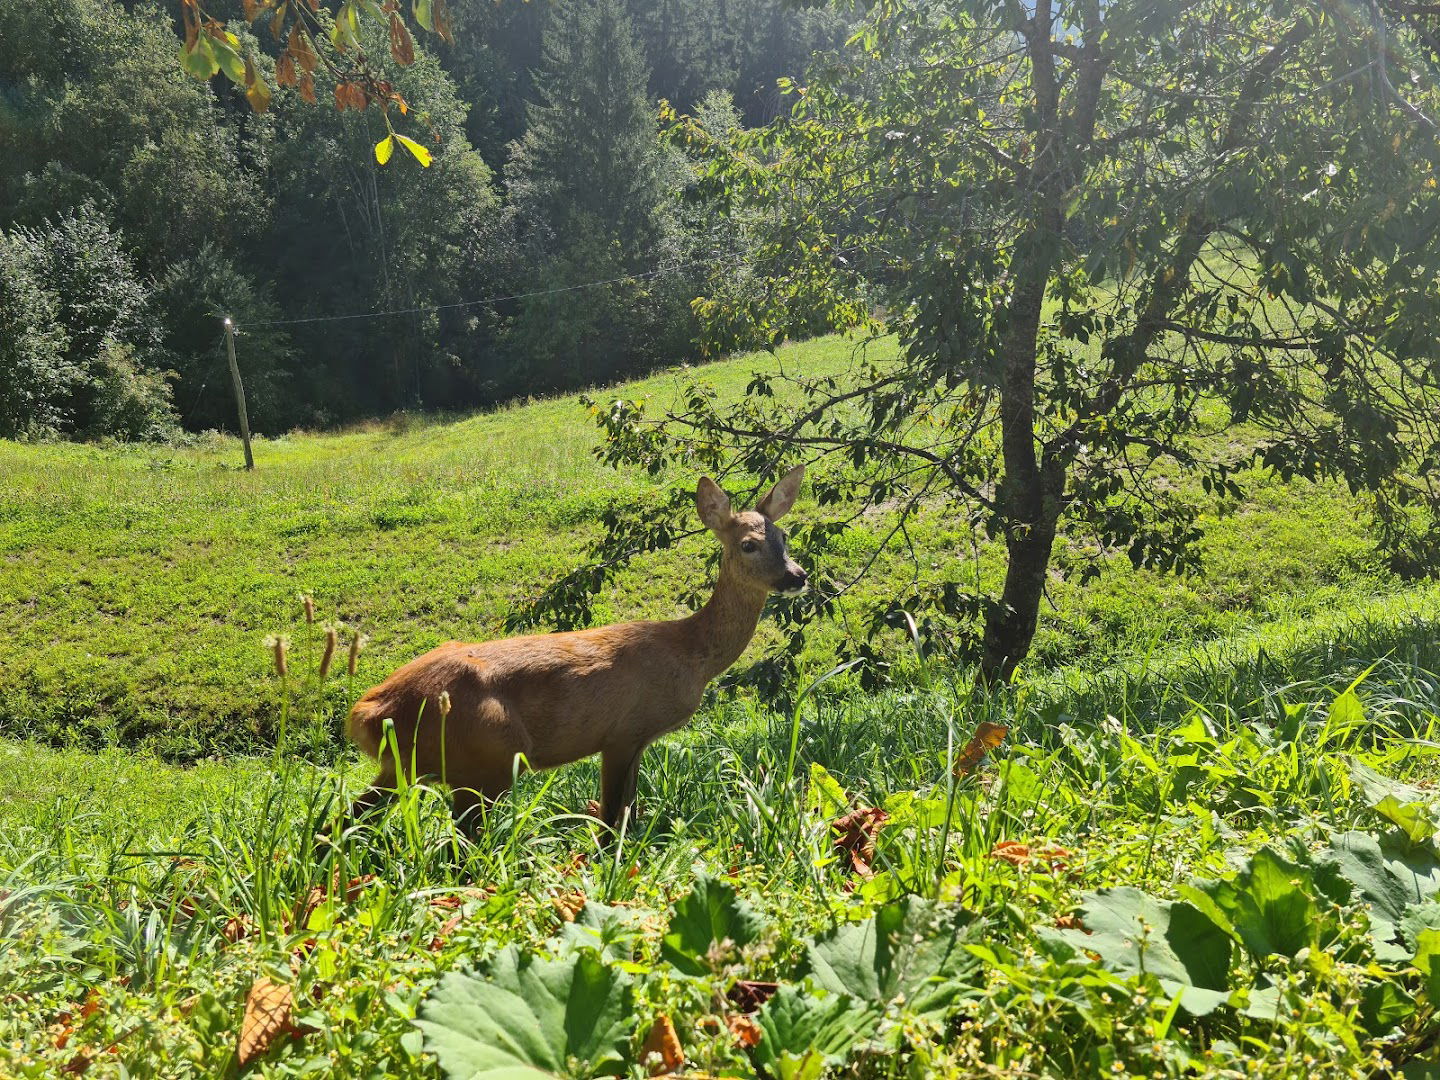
[342,466,807,836]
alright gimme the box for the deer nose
[778,567,808,596]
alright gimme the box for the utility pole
[223,316,254,471]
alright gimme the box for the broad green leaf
[395,133,433,167]
[416,947,633,1078]
[1328,688,1365,731]
[413,0,434,32]
[1199,846,1324,962]
[1324,830,1440,958]
[660,872,763,977]
[803,896,981,1018]
[179,40,219,80]
[1401,902,1440,950]
[375,135,395,165]
[1359,978,1415,1035]
[750,985,878,1077]
[211,38,246,85]
[557,901,647,963]
[1349,759,1440,846]
[1048,886,1230,1015]
[1414,928,1440,1006]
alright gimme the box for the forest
[0,0,846,439]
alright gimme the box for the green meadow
[4,335,1440,1077]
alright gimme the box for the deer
[339,466,807,838]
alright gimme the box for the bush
[0,204,174,441]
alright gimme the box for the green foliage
[503,0,698,389]
[1045,887,1231,1015]
[0,335,1435,759]
[418,949,634,1079]
[802,896,981,1018]
[4,655,1440,1076]
[0,205,175,441]
[659,871,764,976]
[751,985,880,1079]
[575,0,1440,685]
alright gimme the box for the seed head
[438,690,452,719]
[347,633,368,677]
[319,626,339,680]
[264,634,290,678]
[300,594,315,624]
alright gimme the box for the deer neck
[685,560,770,683]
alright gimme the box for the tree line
[0,0,847,440]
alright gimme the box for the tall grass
[3,603,1439,1075]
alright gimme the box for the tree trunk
[979,512,1059,683]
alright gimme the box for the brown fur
[342,467,807,835]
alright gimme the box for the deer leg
[448,769,515,839]
[315,761,397,853]
[599,746,645,835]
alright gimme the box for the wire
[234,255,733,330]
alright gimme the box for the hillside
[0,333,1412,760]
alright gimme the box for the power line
[235,255,732,330]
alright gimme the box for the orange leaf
[223,915,254,943]
[276,52,297,87]
[80,992,102,1021]
[429,913,462,951]
[238,979,293,1067]
[289,24,317,72]
[388,13,415,65]
[641,1014,684,1075]
[726,1013,762,1049]
[60,1051,92,1075]
[954,721,1009,776]
[988,839,1073,870]
[342,874,377,902]
[298,72,316,104]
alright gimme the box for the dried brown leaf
[726,1013,762,1049]
[238,978,294,1067]
[727,979,779,1013]
[831,806,889,878]
[955,721,1009,777]
[552,889,586,923]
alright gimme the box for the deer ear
[695,477,733,531]
[757,464,804,521]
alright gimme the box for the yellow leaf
[375,134,395,165]
[244,58,271,112]
[395,133,432,167]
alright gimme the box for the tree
[502,0,695,387]
[531,0,1440,687]
[266,17,506,418]
[0,206,175,441]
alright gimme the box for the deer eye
[740,539,759,554]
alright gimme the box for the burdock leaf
[417,947,634,1078]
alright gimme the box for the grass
[0,333,1408,761]
[6,331,1440,1076]
[3,606,1440,1076]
